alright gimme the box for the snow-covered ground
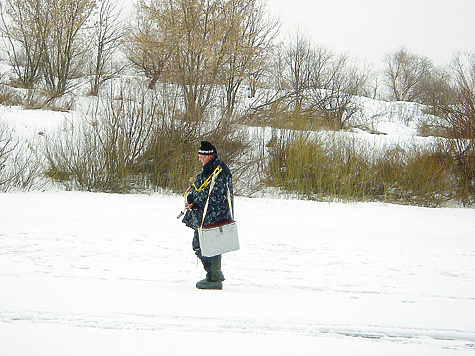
[1,191,474,355]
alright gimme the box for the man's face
[198,154,213,166]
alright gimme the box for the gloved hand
[186,192,194,209]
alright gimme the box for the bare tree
[435,52,475,202]
[0,0,43,88]
[384,47,433,102]
[309,54,367,129]
[220,0,278,120]
[40,0,95,96]
[88,0,123,96]
[144,0,234,121]
[129,0,277,123]
[266,43,287,91]
[418,67,453,114]
[440,53,475,141]
[0,0,95,97]
[282,30,318,113]
[124,3,171,89]
[259,36,366,130]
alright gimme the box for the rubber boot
[196,254,225,290]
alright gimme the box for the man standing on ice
[182,141,234,290]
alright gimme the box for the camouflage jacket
[182,156,234,230]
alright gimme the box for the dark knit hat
[198,141,217,155]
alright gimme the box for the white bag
[198,175,240,257]
[199,219,239,257]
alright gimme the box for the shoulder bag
[198,173,240,257]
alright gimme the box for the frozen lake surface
[1,192,474,355]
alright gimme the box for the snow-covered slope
[1,192,474,355]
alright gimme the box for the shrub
[0,84,23,106]
[43,81,158,192]
[0,122,42,191]
[266,132,460,206]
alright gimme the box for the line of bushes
[2,117,473,207]
[265,130,472,207]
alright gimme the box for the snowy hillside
[1,192,474,355]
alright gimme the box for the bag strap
[200,169,234,227]
[200,172,217,228]
[226,183,234,220]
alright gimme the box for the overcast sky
[266,0,475,67]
